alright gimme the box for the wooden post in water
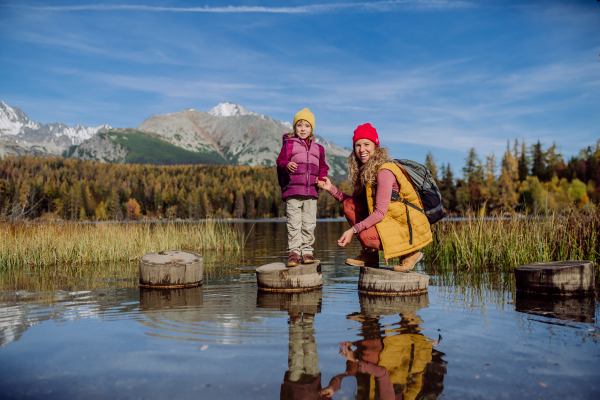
[358,267,429,296]
[256,261,322,292]
[139,250,203,288]
[515,261,595,295]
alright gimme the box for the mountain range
[0,101,350,176]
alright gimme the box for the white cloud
[2,1,476,14]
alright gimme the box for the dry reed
[0,221,244,271]
[424,209,599,272]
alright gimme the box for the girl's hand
[287,162,297,172]
[316,176,332,191]
[339,342,357,362]
[337,228,354,247]
[319,387,335,397]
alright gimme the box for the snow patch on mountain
[0,101,111,147]
[208,102,292,130]
[0,101,38,135]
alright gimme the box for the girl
[276,108,329,267]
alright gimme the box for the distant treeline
[0,155,351,221]
[0,138,598,221]
[429,139,599,214]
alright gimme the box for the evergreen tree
[439,164,457,212]
[425,151,439,181]
[518,139,529,181]
[462,148,483,184]
[530,140,545,180]
[544,141,563,181]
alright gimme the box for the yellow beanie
[292,108,315,133]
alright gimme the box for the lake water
[0,221,598,399]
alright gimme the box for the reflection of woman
[317,123,432,271]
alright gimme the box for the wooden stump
[139,286,204,310]
[257,290,323,314]
[139,250,203,288]
[256,261,322,292]
[515,261,595,295]
[358,267,429,296]
[359,292,429,317]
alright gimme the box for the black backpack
[394,159,446,225]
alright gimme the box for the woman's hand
[339,342,358,362]
[316,176,332,191]
[337,228,354,247]
[287,162,297,172]
[319,387,335,397]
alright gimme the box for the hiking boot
[287,252,301,267]
[346,248,379,267]
[393,251,423,272]
[302,254,315,264]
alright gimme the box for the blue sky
[0,0,598,175]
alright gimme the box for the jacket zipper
[306,141,310,196]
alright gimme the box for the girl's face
[295,120,312,139]
[354,138,376,164]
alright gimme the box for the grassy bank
[0,220,244,271]
[423,209,599,272]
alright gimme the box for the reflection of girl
[317,123,432,271]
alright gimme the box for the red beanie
[353,123,379,146]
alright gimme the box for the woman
[317,123,432,271]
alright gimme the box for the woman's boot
[346,248,379,267]
[393,251,423,272]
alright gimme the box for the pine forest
[1,138,598,221]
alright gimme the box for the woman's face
[354,138,376,164]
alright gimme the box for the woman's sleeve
[327,184,352,203]
[357,361,395,400]
[318,145,329,180]
[352,169,395,234]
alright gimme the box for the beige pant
[288,313,319,382]
[286,196,317,255]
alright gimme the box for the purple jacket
[276,134,329,200]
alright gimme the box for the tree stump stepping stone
[139,250,203,288]
[359,292,429,317]
[256,261,322,292]
[358,267,429,296]
[256,290,322,314]
[515,261,595,295]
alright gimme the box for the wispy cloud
[2,1,475,13]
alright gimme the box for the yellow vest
[365,162,433,261]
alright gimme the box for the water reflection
[256,291,325,399]
[322,294,447,400]
[515,291,596,325]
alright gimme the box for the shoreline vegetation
[0,220,244,271]
[423,209,599,274]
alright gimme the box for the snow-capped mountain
[1,101,350,175]
[208,102,293,130]
[0,101,111,155]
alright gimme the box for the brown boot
[302,254,315,264]
[346,248,379,267]
[287,252,301,267]
[393,251,423,272]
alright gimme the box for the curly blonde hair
[288,120,315,142]
[348,145,393,195]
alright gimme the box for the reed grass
[424,209,599,273]
[0,220,245,271]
